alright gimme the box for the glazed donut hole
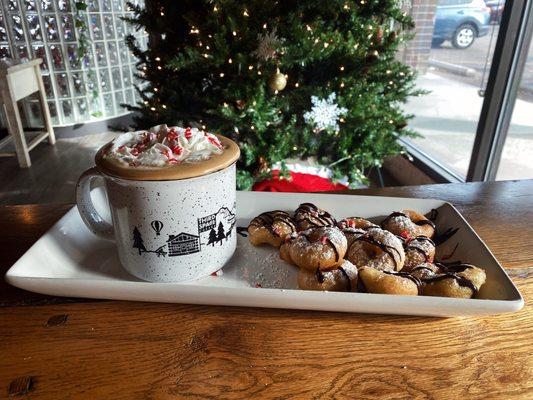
[281,226,347,271]
[381,209,435,239]
[248,210,296,247]
[294,203,337,231]
[345,227,405,271]
[358,267,420,296]
[297,260,358,292]
[403,236,436,271]
[337,217,377,230]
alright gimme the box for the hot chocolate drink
[77,124,240,283]
[96,124,240,181]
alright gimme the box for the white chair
[0,58,55,168]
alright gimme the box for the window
[496,38,533,180]
[400,0,533,182]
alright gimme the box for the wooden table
[1,181,532,399]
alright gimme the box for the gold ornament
[268,68,287,92]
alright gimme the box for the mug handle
[76,167,114,240]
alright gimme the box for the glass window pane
[401,0,498,178]
[496,38,533,180]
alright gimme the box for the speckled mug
[76,159,238,283]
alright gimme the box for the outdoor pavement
[405,72,533,180]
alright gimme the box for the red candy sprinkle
[207,136,222,148]
[255,283,262,288]
[171,145,183,155]
[118,145,125,152]
[184,127,192,140]
[130,148,139,156]
[320,236,328,244]
[167,128,178,141]
[400,230,411,239]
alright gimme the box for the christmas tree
[125,1,423,189]
[132,227,146,255]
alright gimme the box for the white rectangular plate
[6,191,523,317]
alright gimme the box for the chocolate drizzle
[237,227,248,237]
[337,266,352,292]
[382,270,423,294]
[249,211,296,237]
[349,234,402,269]
[381,211,436,229]
[315,268,325,283]
[433,227,459,246]
[295,203,336,229]
[405,236,435,262]
[325,237,340,262]
[423,263,478,297]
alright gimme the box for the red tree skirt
[253,170,348,192]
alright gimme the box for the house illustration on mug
[167,232,201,256]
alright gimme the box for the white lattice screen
[0,0,147,127]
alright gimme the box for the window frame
[402,0,533,183]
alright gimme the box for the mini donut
[297,260,358,292]
[381,210,435,239]
[421,263,486,299]
[279,226,347,271]
[294,203,336,231]
[410,262,440,280]
[402,236,436,271]
[345,227,405,271]
[358,267,420,296]
[340,227,367,247]
[248,211,296,247]
[337,217,378,230]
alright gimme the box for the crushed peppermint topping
[105,124,224,167]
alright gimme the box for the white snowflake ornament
[304,92,347,132]
[253,28,283,61]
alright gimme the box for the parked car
[432,0,491,49]
[485,0,505,23]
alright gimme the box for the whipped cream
[105,124,224,167]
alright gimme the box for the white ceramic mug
[76,144,238,283]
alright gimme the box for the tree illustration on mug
[132,226,147,255]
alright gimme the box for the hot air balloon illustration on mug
[151,220,164,236]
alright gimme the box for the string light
[228,58,233,64]
[155,57,160,61]
[162,104,167,109]
[219,72,225,77]
[203,53,209,58]
[157,66,162,70]
[248,65,253,70]
[295,82,299,87]
[274,89,279,94]
[340,82,345,88]
[206,45,210,50]
[292,146,298,150]
[340,66,345,71]
[339,118,345,123]
[243,9,249,17]
[150,107,156,111]
[232,31,237,36]
[223,102,229,107]
[153,88,158,92]
[251,125,255,130]
[202,125,206,129]
[213,5,218,11]
[306,25,312,31]
[314,38,319,44]
[253,101,257,106]
[324,42,329,48]
[343,4,349,10]
[263,23,267,29]
[257,70,262,75]
[190,27,200,34]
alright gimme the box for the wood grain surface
[1,181,532,399]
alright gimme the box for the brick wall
[397,0,438,73]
